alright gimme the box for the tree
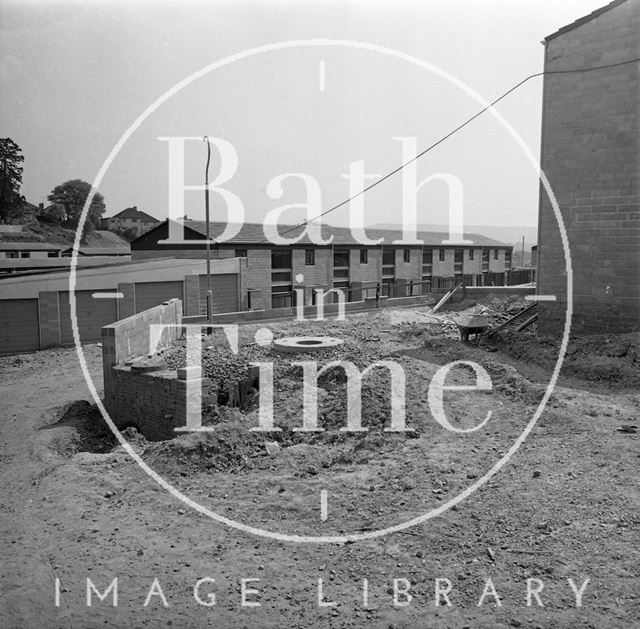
[112,226,139,242]
[47,179,106,233]
[0,138,24,223]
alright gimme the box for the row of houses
[131,220,519,310]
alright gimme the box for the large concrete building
[132,220,514,311]
[537,0,640,334]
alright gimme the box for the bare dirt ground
[1,304,639,629]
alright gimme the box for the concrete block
[177,365,202,380]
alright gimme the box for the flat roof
[62,246,131,255]
[0,242,63,251]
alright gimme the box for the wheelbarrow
[455,315,490,342]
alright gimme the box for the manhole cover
[272,336,344,354]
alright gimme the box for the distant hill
[0,221,130,248]
[370,223,538,247]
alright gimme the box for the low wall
[184,293,438,324]
[463,286,535,299]
[102,299,182,417]
[182,288,534,325]
[109,361,213,440]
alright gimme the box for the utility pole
[521,236,525,267]
[203,136,213,322]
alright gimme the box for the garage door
[135,281,184,313]
[59,291,118,345]
[199,274,238,314]
[0,299,40,353]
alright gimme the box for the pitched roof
[174,220,510,247]
[0,242,63,251]
[545,0,632,42]
[108,207,159,222]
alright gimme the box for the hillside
[0,221,129,248]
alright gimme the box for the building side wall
[462,248,483,275]
[292,248,332,286]
[538,0,640,334]
[432,248,455,276]
[349,248,381,283]
[394,248,422,281]
[489,249,506,273]
[246,249,272,305]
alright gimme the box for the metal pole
[203,136,213,322]
[521,236,525,267]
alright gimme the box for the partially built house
[537,0,640,334]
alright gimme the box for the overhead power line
[253,55,640,244]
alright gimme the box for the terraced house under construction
[131,220,514,312]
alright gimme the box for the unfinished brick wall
[109,363,213,441]
[537,0,640,335]
[102,299,182,416]
[101,299,217,440]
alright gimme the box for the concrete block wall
[395,247,422,281]
[102,299,182,416]
[349,248,382,284]
[38,291,61,347]
[292,248,332,287]
[537,0,640,335]
[109,364,213,440]
[488,249,506,273]
[183,275,200,316]
[462,248,483,276]
[245,249,272,310]
[432,248,455,277]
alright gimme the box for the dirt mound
[163,333,393,401]
[39,400,116,456]
[482,361,546,404]
[486,330,640,388]
[144,417,265,475]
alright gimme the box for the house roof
[107,207,159,223]
[152,220,510,247]
[545,0,631,42]
[0,242,62,251]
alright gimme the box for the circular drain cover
[272,336,344,354]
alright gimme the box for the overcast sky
[1,0,609,229]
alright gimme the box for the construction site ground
[1,299,639,629]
